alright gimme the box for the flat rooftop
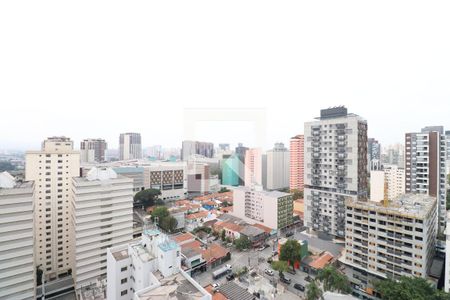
[131,243,155,262]
[111,249,129,261]
[347,194,436,219]
[135,271,207,300]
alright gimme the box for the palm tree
[306,280,323,300]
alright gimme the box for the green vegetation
[306,280,323,300]
[290,189,304,200]
[234,236,251,250]
[316,265,351,294]
[375,276,450,300]
[193,226,212,234]
[221,229,226,241]
[222,201,231,207]
[271,260,289,278]
[134,188,162,208]
[219,187,230,193]
[150,206,178,233]
[279,239,302,271]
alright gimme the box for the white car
[265,269,274,276]
[212,283,220,290]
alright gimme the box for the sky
[1,1,449,151]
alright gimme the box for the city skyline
[1,2,450,150]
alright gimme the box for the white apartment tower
[266,143,290,190]
[244,148,263,187]
[405,126,447,231]
[0,172,36,300]
[25,136,80,281]
[343,194,437,299]
[304,107,368,238]
[70,167,134,293]
[119,133,142,160]
[384,165,405,200]
[232,185,293,230]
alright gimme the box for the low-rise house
[240,225,267,248]
[303,251,334,275]
[213,221,243,240]
[186,210,217,231]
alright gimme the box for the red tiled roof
[186,210,209,220]
[204,285,228,300]
[202,243,230,262]
[309,251,334,270]
[172,232,195,244]
[214,221,243,233]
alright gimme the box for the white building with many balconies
[70,167,134,294]
[0,172,35,300]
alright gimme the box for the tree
[159,216,178,233]
[306,280,323,300]
[36,266,43,286]
[219,187,230,193]
[151,206,170,222]
[234,236,251,250]
[290,189,304,200]
[222,201,231,207]
[279,240,302,271]
[316,265,351,294]
[375,276,443,300]
[221,229,226,241]
[271,260,289,278]
[134,189,161,208]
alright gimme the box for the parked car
[305,276,312,282]
[212,283,220,291]
[265,269,274,276]
[257,246,265,251]
[285,232,294,237]
[226,274,235,281]
[293,283,305,292]
[280,276,291,284]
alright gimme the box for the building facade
[119,133,142,160]
[244,148,263,187]
[266,143,290,190]
[368,138,381,171]
[221,155,240,186]
[290,134,305,192]
[232,185,293,230]
[343,194,437,299]
[106,227,211,300]
[405,126,447,231]
[181,140,214,161]
[304,107,368,238]
[80,138,107,163]
[384,165,405,201]
[143,163,185,201]
[70,167,134,293]
[0,172,36,300]
[25,136,80,281]
[235,143,248,186]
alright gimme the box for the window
[121,266,127,272]
[120,290,128,296]
[121,278,127,284]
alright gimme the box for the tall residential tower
[304,107,368,238]
[289,135,304,192]
[119,133,142,160]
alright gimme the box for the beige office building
[25,136,80,281]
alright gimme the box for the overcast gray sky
[1,1,449,151]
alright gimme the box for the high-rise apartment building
[384,165,405,201]
[25,136,80,281]
[235,143,248,186]
[181,140,214,161]
[70,167,134,293]
[446,131,450,174]
[266,143,290,190]
[232,185,293,230]
[289,135,304,192]
[80,138,107,163]
[368,138,381,170]
[405,126,447,231]
[221,155,240,186]
[0,172,36,300]
[342,194,437,299]
[370,166,405,202]
[304,107,368,238]
[119,133,142,160]
[244,148,263,187]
